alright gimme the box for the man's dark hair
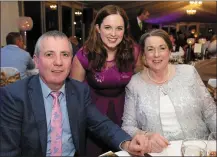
[137,8,148,16]
[6,32,21,45]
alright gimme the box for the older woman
[122,29,216,153]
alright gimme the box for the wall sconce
[50,4,57,10]
[75,11,82,16]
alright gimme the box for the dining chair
[0,67,21,87]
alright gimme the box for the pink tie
[50,92,62,156]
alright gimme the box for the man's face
[34,36,72,89]
[17,36,25,49]
[142,11,150,21]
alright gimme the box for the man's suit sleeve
[83,85,131,151]
[0,87,22,156]
[128,19,138,43]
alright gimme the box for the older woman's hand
[145,132,170,153]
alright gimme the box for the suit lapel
[65,78,80,152]
[28,75,47,156]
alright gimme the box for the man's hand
[121,134,151,156]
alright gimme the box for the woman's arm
[70,56,86,82]
[133,44,144,73]
[122,81,169,153]
[193,67,216,132]
[122,82,141,137]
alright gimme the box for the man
[0,32,35,79]
[129,8,150,43]
[195,39,216,85]
[0,30,151,156]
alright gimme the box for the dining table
[112,140,215,156]
[114,140,183,156]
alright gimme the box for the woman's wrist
[136,130,149,136]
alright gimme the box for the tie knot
[50,91,61,99]
[139,21,143,30]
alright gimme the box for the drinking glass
[181,138,207,156]
[207,132,217,157]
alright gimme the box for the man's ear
[33,55,39,69]
[95,24,100,34]
[15,39,20,46]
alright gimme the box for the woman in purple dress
[70,5,141,156]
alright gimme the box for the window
[45,2,58,31]
[24,1,41,56]
[62,6,72,37]
[74,9,83,43]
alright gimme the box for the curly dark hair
[83,5,135,72]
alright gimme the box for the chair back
[0,67,21,87]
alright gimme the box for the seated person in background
[195,36,216,85]
[169,33,185,56]
[200,34,212,54]
[176,31,188,51]
[0,30,151,157]
[121,29,216,153]
[0,32,35,79]
[169,33,185,63]
[208,34,216,55]
[68,36,81,56]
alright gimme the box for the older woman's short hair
[139,29,173,55]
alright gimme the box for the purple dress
[76,45,140,155]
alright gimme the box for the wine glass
[181,138,207,156]
[207,132,217,157]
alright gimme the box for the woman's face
[144,36,170,72]
[96,14,125,51]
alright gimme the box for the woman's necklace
[147,65,171,84]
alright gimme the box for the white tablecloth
[115,141,182,156]
[115,140,212,156]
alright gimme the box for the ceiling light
[189,1,202,5]
[186,9,197,15]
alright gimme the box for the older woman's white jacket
[122,64,216,140]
